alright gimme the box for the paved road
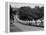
[10,16,44,32]
[10,22,44,32]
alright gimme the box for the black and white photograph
[9,2,44,32]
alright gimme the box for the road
[10,16,44,32]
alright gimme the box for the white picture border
[0,0,46,35]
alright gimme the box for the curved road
[10,16,44,32]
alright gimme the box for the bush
[18,6,44,21]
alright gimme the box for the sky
[10,3,44,8]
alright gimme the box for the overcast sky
[10,3,44,8]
